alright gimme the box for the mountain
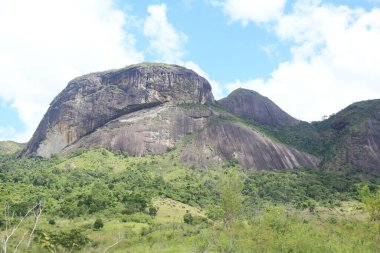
[242,98,380,176]
[21,63,319,171]
[218,88,299,126]
[22,63,214,158]
[0,141,25,155]
[314,99,380,176]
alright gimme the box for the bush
[206,206,225,221]
[49,229,90,251]
[93,218,104,230]
[327,216,338,224]
[0,212,5,228]
[148,207,158,217]
[121,213,152,223]
[184,213,193,224]
[192,216,208,225]
[122,195,148,215]
[358,185,380,221]
[48,219,56,225]
[140,226,153,236]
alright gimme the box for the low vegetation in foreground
[1,148,380,252]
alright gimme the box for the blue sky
[1,0,380,142]
[129,0,293,82]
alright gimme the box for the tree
[1,201,43,253]
[358,185,380,236]
[358,185,380,220]
[87,182,111,213]
[219,170,244,228]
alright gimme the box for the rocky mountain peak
[20,63,319,172]
[53,63,215,106]
[218,88,299,126]
[22,63,214,157]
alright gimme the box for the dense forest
[1,148,380,252]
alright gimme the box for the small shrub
[183,227,201,237]
[140,227,152,236]
[327,216,338,224]
[50,229,90,251]
[217,232,238,253]
[148,207,158,217]
[195,236,210,253]
[93,218,104,230]
[0,214,5,228]
[79,222,93,230]
[34,229,55,251]
[48,219,56,225]
[358,185,380,221]
[192,216,208,225]
[183,213,193,224]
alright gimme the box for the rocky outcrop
[21,62,319,170]
[218,88,299,126]
[61,104,214,157]
[22,63,214,157]
[180,119,319,170]
[61,104,319,170]
[342,120,380,176]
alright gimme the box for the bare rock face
[218,88,299,126]
[61,105,215,157]
[343,120,380,176]
[61,104,319,170]
[180,120,319,170]
[21,62,319,171]
[22,63,214,157]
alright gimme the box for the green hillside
[314,99,380,173]
[1,148,380,252]
[0,141,25,155]
[240,99,380,176]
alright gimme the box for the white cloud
[0,0,144,142]
[226,1,380,122]
[214,0,287,24]
[183,61,225,99]
[143,4,224,99]
[143,4,188,63]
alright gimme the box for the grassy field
[2,199,380,252]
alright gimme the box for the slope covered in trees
[1,148,380,252]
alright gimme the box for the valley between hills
[1,63,380,252]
